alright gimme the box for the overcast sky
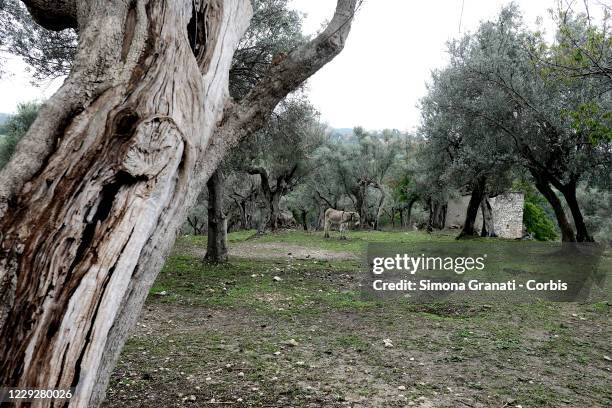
[0,0,604,131]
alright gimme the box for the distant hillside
[329,127,354,142]
[0,113,9,126]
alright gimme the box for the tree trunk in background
[0,0,358,405]
[269,190,282,230]
[480,196,496,237]
[205,169,228,263]
[434,203,446,229]
[405,198,418,228]
[239,200,247,229]
[318,205,326,230]
[428,201,446,231]
[427,199,434,232]
[354,185,367,228]
[531,170,576,242]
[459,177,486,238]
[374,187,385,230]
[559,181,593,242]
[301,210,308,231]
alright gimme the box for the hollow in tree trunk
[205,169,228,263]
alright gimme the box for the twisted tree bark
[0,2,251,406]
[0,1,358,406]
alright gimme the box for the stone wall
[444,192,524,239]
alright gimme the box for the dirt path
[174,239,357,261]
[229,242,357,260]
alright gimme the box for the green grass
[106,229,612,408]
[250,229,458,254]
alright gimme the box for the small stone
[238,371,245,377]
[273,351,281,356]
[383,338,394,348]
[284,338,299,347]
[205,377,212,381]
[397,385,406,390]
[273,276,282,282]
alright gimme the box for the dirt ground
[228,242,358,261]
[103,232,611,408]
[176,238,358,261]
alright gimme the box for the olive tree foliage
[418,64,518,237]
[181,0,304,233]
[229,0,305,99]
[0,0,76,80]
[286,128,405,230]
[237,97,327,230]
[285,142,349,229]
[539,0,612,87]
[577,186,612,243]
[419,4,611,242]
[0,101,41,169]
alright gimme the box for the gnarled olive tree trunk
[0,2,252,406]
[0,0,357,406]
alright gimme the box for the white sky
[0,0,605,131]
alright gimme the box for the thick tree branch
[246,166,271,195]
[200,0,359,182]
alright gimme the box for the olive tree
[0,1,358,405]
[434,5,610,241]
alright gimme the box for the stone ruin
[445,192,525,239]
